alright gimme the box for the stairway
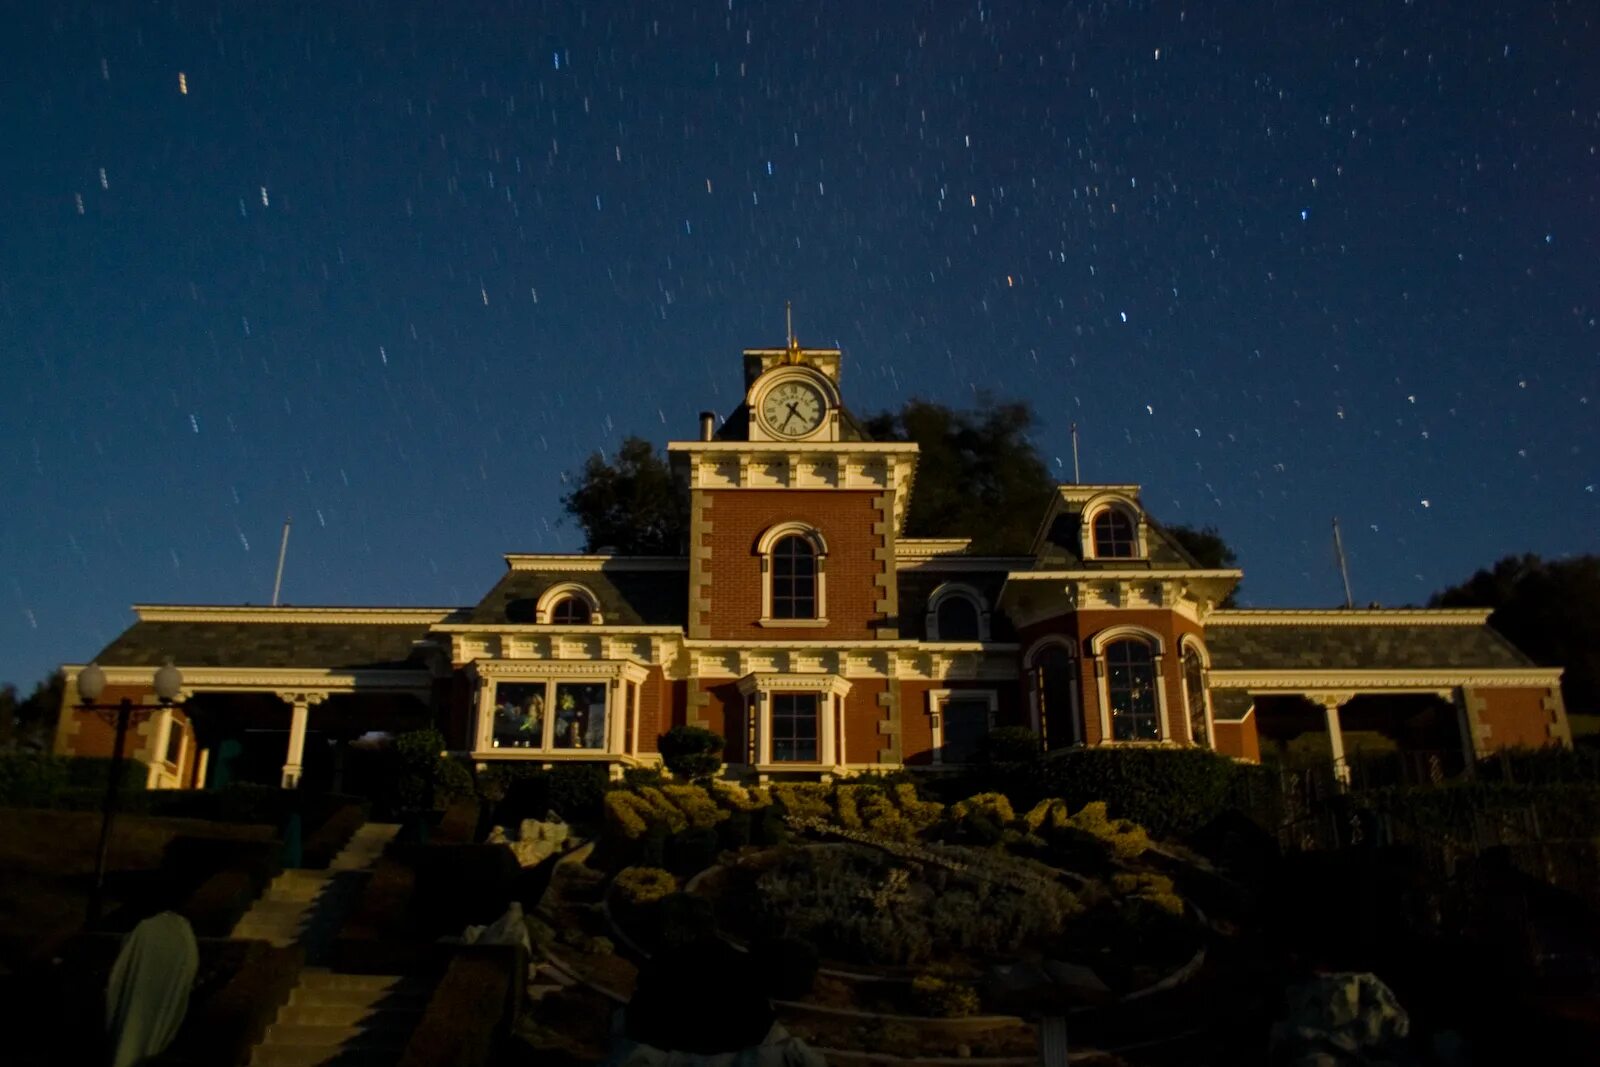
[248,969,427,1067]
[231,823,401,958]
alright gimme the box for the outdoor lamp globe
[78,662,107,703]
[153,660,183,704]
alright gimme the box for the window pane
[771,693,819,762]
[936,596,981,641]
[165,722,183,765]
[1106,640,1160,741]
[493,682,545,749]
[551,596,591,624]
[552,682,608,749]
[1093,510,1136,558]
[940,697,991,763]
[771,535,817,619]
[1184,648,1210,747]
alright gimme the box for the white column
[279,693,323,788]
[195,746,211,789]
[1311,692,1352,785]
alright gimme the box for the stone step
[231,928,299,947]
[275,1002,421,1028]
[298,969,405,991]
[250,1039,409,1067]
[246,899,315,921]
[262,1022,414,1047]
[288,985,425,1011]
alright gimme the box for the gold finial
[786,300,799,357]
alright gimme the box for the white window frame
[928,688,1000,766]
[1089,626,1171,743]
[1079,494,1147,561]
[472,661,646,758]
[925,582,991,642]
[1024,635,1083,747]
[1178,635,1216,749]
[535,582,604,625]
[737,672,851,770]
[756,522,829,628]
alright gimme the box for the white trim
[132,605,461,624]
[895,538,974,559]
[1003,569,1244,581]
[736,673,851,769]
[433,623,683,634]
[925,582,991,642]
[61,664,433,695]
[1178,636,1216,749]
[1208,668,1561,689]
[1080,494,1147,561]
[1090,627,1170,743]
[473,665,642,758]
[1206,609,1495,626]
[758,522,828,626]
[928,688,1000,765]
[1024,635,1083,747]
[669,441,920,454]
[748,365,841,442]
[504,555,687,572]
[535,582,605,625]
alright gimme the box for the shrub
[661,784,729,829]
[613,866,678,908]
[635,787,689,833]
[621,766,668,790]
[1112,872,1184,916]
[711,781,772,812]
[981,726,1041,764]
[1064,801,1150,860]
[949,792,1016,827]
[658,725,725,779]
[771,782,832,822]
[0,753,147,807]
[857,788,915,840]
[911,974,981,1017]
[667,826,722,877]
[1022,747,1260,839]
[891,783,945,833]
[547,764,609,822]
[604,791,653,841]
[656,892,717,949]
[397,946,523,1067]
[717,809,753,850]
[753,804,789,847]
[754,935,819,999]
[833,785,865,830]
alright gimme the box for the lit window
[1105,639,1160,741]
[1183,645,1210,747]
[550,596,592,625]
[1093,509,1137,558]
[490,680,608,751]
[770,535,817,620]
[770,693,819,762]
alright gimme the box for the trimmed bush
[981,726,1042,764]
[666,826,721,878]
[398,945,524,1067]
[547,763,610,822]
[655,892,717,950]
[613,866,678,907]
[1112,871,1184,916]
[661,784,729,829]
[710,781,771,812]
[949,792,1016,827]
[604,791,654,841]
[658,725,725,779]
[0,753,148,807]
[1062,801,1150,861]
[770,782,831,822]
[717,809,753,850]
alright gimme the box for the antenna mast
[1070,422,1081,484]
[1331,516,1354,609]
[271,516,292,606]
[785,300,798,351]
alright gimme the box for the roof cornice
[503,555,688,572]
[1207,609,1492,627]
[132,605,464,625]
[1208,667,1562,689]
[1006,569,1244,581]
[667,440,919,453]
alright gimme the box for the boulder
[487,813,571,867]
[1269,972,1410,1064]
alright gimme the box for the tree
[561,436,689,554]
[1,672,63,752]
[1430,554,1600,714]
[862,396,1057,555]
[1164,524,1242,608]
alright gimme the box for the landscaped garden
[517,770,1219,1061]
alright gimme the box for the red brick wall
[635,669,670,754]
[699,489,887,639]
[1474,686,1561,751]
[844,680,887,766]
[897,679,1017,766]
[61,684,152,759]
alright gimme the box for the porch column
[1308,692,1353,785]
[194,746,211,789]
[278,692,327,788]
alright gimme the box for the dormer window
[550,596,592,625]
[925,582,991,642]
[535,583,603,625]
[757,523,829,627]
[1092,508,1138,558]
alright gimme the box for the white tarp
[105,911,199,1067]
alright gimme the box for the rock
[955,1043,972,1058]
[488,815,571,867]
[447,902,532,952]
[1269,972,1410,1065]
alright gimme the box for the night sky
[3,2,1596,688]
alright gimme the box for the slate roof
[1210,689,1255,722]
[1205,619,1534,672]
[94,620,441,670]
[1034,516,1199,570]
[468,566,688,626]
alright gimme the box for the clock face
[760,379,827,437]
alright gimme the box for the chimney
[699,411,716,441]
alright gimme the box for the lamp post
[76,659,184,925]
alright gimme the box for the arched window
[1032,643,1080,748]
[935,596,981,641]
[550,596,592,625]
[1104,638,1160,741]
[770,535,817,619]
[1092,508,1137,558]
[1182,643,1211,747]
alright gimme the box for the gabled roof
[468,555,688,626]
[1026,485,1208,570]
[1204,609,1534,672]
[91,605,462,670]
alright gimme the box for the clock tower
[742,340,845,442]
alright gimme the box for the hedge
[0,753,148,807]
[398,945,525,1067]
[1345,781,1600,843]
